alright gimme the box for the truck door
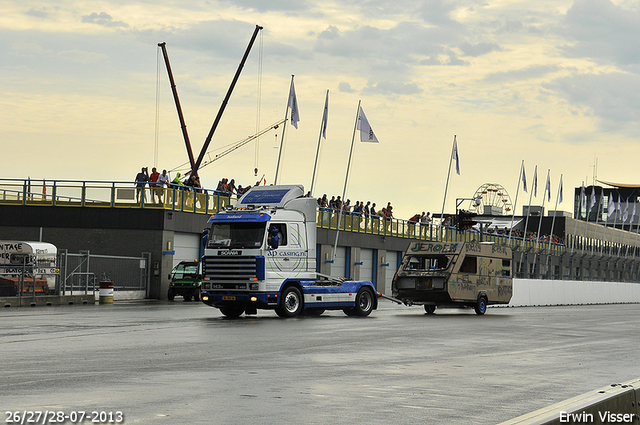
[266,222,307,277]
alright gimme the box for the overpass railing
[315,208,566,255]
[0,178,232,214]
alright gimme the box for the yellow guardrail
[0,178,565,253]
[0,179,231,215]
[315,207,566,253]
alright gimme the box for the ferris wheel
[467,183,513,215]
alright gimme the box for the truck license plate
[223,296,236,301]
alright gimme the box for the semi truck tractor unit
[199,185,378,318]
[392,241,513,315]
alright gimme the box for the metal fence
[59,250,151,296]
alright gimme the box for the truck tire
[474,296,488,315]
[353,287,375,317]
[424,305,436,315]
[220,305,244,318]
[193,289,200,301]
[277,286,303,318]
[167,288,175,301]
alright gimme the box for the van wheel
[354,287,375,317]
[220,305,244,318]
[277,286,303,318]
[167,289,175,301]
[474,296,488,315]
[424,305,436,315]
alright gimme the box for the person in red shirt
[149,167,161,203]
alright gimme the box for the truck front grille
[203,256,257,290]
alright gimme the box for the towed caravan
[391,241,513,315]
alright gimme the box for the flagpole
[508,160,524,246]
[310,89,328,196]
[274,74,294,185]
[440,135,456,232]
[333,100,361,259]
[518,165,536,278]
[547,174,562,255]
[612,195,619,256]
[532,169,550,277]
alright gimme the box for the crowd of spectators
[316,193,406,221]
[487,226,565,245]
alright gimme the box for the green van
[168,261,203,301]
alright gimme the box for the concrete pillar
[318,244,333,276]
[350,247,360,280]
[158,231,175,300]
[377,249,388,294]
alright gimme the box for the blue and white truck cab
[200,184,378,318]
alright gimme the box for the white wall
[509,279,640,307]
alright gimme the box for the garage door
[383,251,399,295]
[173,232,201,268]
[331,246,347,278]
[359,248,373,282]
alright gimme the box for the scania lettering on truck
[200,184,378,318]
[392,241,512,315]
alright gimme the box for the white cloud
[81,12,129,28]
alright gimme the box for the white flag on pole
[624,198,629,222]
[580,184,585,209]
[357,106,379,143]
[453,136,460,175]
[558,175,563,203]
[607,195,615,218]
[321,90,328,139]
[617,196,622,219]
[589,189,596,212]
[545,172,551,202]
[288,79,300,129]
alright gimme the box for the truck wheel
[424,305,436,315]
[167,289,175,301]
[220,305,244,318]
[277,286,303,318]
[193,290,200,301]
[354,287,375,317]
[474,296,488,315]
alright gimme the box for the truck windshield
[208,222,266,249]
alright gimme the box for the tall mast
[157,42,197,172]
[192,24,263,177]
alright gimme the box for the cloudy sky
[2,0,640,218]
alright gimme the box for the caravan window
[459,256,477,273]
[405,255,450,271]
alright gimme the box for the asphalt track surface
[2,300,639,425]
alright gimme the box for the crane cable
[254,31,264,176]
[154,46,161,168]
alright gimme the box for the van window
[405,255,450,271]
[459,256,477,273]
